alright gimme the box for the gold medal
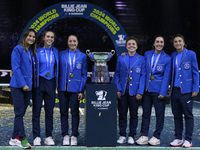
[127,77,131,82]
[150,75,155,80]
[70,73,74,78]
[46,72,50,77]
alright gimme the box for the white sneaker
[71,136,77,146]
[182,140,192,148]
[44,136,55,146]
[170,139,184,147]
[9,136,21,146]
[63,135,70,146]
[127,136,134,144]
[136,136,148,145]
[148,136,160,145]
[33,137,41,146]
[117,136,126,144]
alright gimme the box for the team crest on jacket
[157,65,163,71]
[184,63,190,69]
[135,67,141,73]
[76,63,82,69]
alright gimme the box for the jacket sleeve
[159,56,172,97]
[79,55,88,93]
[114,57,122,92]
[191,52,199,93]
[11,46,27,88]
[137,57,146,95]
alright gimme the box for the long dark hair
[19,28,37,56]
[38,30,56,48]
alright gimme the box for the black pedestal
[85,84,117,147]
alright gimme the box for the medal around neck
[70,73,74,78]
[86,49,115,84]
[127,77,131,82]
[46,72,50,77]
[150,75,155,80]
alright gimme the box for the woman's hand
[22,85,29,91]
[78,92,83,101]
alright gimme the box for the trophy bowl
[86,50,115,84]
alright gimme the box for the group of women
[115,34,199,148]
[9,29,87,149]
[8,28,199,149]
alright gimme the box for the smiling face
[25,31,36,46]
[153,36,164,52]
[68,35,78,51]
[173,36,185,52]
[43,31,54,48]
[126,39,138,53]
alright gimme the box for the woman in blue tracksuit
[32,30,59,146]
[136,35,171,146]
[58,35,88,146]
[9,28,37,149]
[170,34,199,148]
[115,36,146,145]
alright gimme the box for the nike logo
[187,101,191,103]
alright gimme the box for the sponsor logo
[61,4,87,15]
[115,34,126,47]
[95,90,107,100]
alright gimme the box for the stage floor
[1,102,200,149]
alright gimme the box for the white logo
[76,63,82,69]
[187,100,191,103]
[135,67,141,73]
[0,71,8,77]
[61,4,87,15]
[95,90,107,100]
[184,63,190,69]
[118,35,125,41]
[115,34,126,47]
[157,66,163,71]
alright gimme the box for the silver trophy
[86,49,115,83]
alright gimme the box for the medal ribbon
[27,49,32,61]
[175,52,183,74]
[44,46,53,72]
[151,52,161,74]
[69,49,76,73]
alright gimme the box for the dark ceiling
[0,0,200,68]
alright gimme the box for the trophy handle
[111,50,115,56]
[86,49,90,55]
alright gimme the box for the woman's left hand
[78,92,83,101]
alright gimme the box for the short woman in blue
[136,36,171,146]
[58,35,88,146]
[32,30,59,146]
[115,36,146,145]
[170,34,199,148]
[9,28,37,149]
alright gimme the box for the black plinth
[85,84,117,147]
